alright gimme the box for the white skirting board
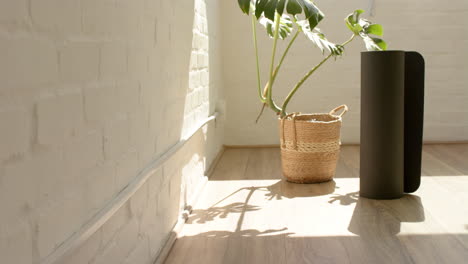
[41,113,220,264]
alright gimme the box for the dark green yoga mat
[360,51,424,199]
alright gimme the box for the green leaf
[286,0,302,15]
[297,20,344,56]
[259,14,293,40]
[264,0,278,20]
[277,0,286,15]
[253,0,323,30]
[366,24,383,36]
[362,35,387,51]
[345,9,365,34]
[343,9,388,51]
[355,9,364,17]
[372,38,387,50]
[255,0,268,19]
[238,0,251,14]
[345,14,353,28]
[300,0,324,30]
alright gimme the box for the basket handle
[291,113,298,150]
[280,113,299,150]
[329,105,348,118]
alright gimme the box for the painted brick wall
[222,0,468,145]
[0,0,223,263]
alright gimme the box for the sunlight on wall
[181,0,211,139]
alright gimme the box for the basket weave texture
[279,105,347,183]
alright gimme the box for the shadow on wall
[155,0,221,154]
[154,0,193,154]
[55,1,224,263]
[154,0,226,256]
[158,0,222,234]
[170,123,218,220]
[174,0,222,212]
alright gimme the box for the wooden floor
[165,145,468,264]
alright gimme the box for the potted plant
[237,0,387,183]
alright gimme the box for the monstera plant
[238,0,388,184]
[237,0,387,119]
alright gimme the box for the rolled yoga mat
[360,51,405,199]
[404,52,425,193]
[360,51,424,199]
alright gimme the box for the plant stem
[262,29,300,96]
[264,18,301,97]
[280,34,356,117]
[255,103,266,123]
[280,54,333,117]
[274,17,302,75]
[262,30,300,98]
[341,33,356,46]
[251,15,265,103]
[274,30,300,80]
[265,12,282,113]
[257,28,300,122]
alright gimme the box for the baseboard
[152,218,185,264]
[224,144,280,149]
[153,146,225,264]
[206,146,225,178]
[224,141,468,149]
[423,141,468,145]
[224,144,361,148]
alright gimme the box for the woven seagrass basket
[278,105,348,183]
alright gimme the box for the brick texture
[0,0,223,263]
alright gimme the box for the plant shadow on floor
[186,202,261,224]
[166,145,468,263]
[265,179,336,200]
[169,171,468,264]
[328,191,360,205]
[187,179,336,224]
[167,193,468,264]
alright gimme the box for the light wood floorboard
[165,145,468,264]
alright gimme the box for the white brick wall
[30,0,82,34]
[59,42,100,83]
[0,108,30,161]
[1,220,32,264]
[222,0,468,144]
[0,0,224,263]
[1,38,59,87]
[37,92,84,145]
